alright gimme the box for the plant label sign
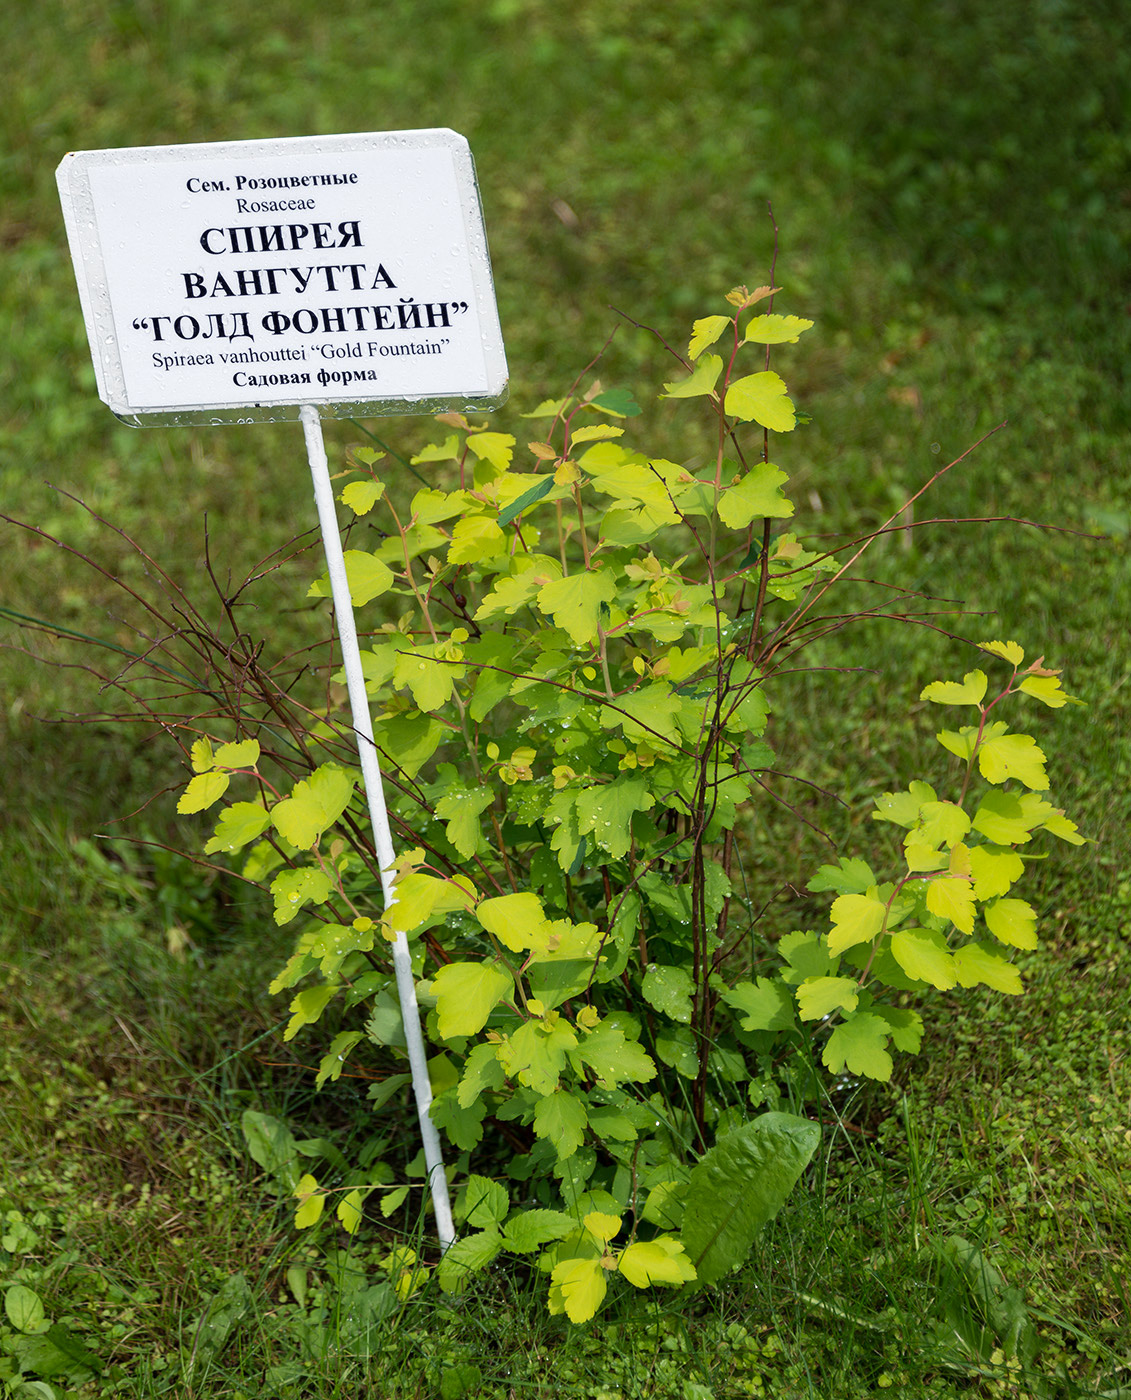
[57,129,508,426]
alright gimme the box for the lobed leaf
[723,977,796,1032]
[618,1238,696,1288]
[204,801,272,855]
[827,892,887,955]
[213,738,260,768]
[1018,673,1077,708]
[795,975,860,1021]
[548,1256,607,1324]
[687,315,732,360]
[477,891,550,953]
[284,985,337,1042]
[536,568,618,645]
[307,550,393,607]
[466,431,515,470]
[925,874,976,934]
[920,671,988,707]
[532,1090,588,1160]
[178,770,230,815]
[271,868,333,926]
[984,897,1038,950]
[742,313,814,344]
[953,942,1023,994]
[979,639,1025,666]
[822,1012,894,1081]
[724,371,796,432]
[890,928,958,990]
[977,730,1049,790]
[271,765,355,849]
[662,353,723,399]
[717,462,795,527]
[641,964,694,1024]
[341,479,385,515]
[432,962,513,1038]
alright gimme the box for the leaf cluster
[171,288,1085,1322]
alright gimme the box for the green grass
[3,0,1130,1395]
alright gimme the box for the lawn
[2,2,1128,1396]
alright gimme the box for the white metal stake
[300,404,455,1251]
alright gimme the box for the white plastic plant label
[56,129,508,426]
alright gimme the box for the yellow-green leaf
[1042,810,1087,845]
[872,780,937,828]
[477,891,550,953]
[570,423,624,444]
[890,928,958,990]
[1019,674,1077,708]
[822,1013,893,1081]
[953,942,1023,994]
[724,371,796,432]
[393,644,455,714]
[618,1237,697,1288]
[271,868,333,926]
[601,684,682,744]
[984,897,1038,950]
[336,1187,366,1234]
[536,569,618,645]
[903,841,948,873]
[977,730,1049,790]
[925,875,976,934]
[191,738,215,773]
[434,786,494,861]
[936,726,978,763]
[979,639,1024,666]
[340,479,386,515]
[411,486,466,524]
[969,844,1025,899]
[474,557,562,623]
[583,1211,622,1246]
[307,550,394,607]
[410,433,460,464]
[213,738,260,769]
[432,961,513,1038]
[466,431,515,470]
[204,801,272,855]
[827,892,887,955]
[177,770,230,814]
[271,765,356,849]
[972,790,1046,845]
[742,313,814,344]
[532,1089,588,1160]
[795,976,860,1021]
[449,515,506,565]
[585,458,679,523]
[688,315,732,360]
[662,353,722,399]
[294,1174,325,1229]
[549,1256,607,1324]
[312,1022,365,1084]
[283,984,337,1042]
[911,800,972,850]
[920,671,988,706]
[717,463,795,528]
[520,398,568,419]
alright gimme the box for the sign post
[57,129,509,1251]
